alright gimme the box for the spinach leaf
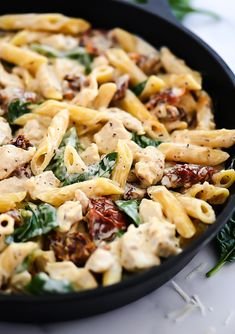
[131,0,219,21]
[26,273,74,294]
[31,44,61,57]
[64,48,94,74]
[132,80,147,96]
[132,132,162,148]
[206,213,235,277]
[7,99,32,124]
[63,152,117,186]
[168,0,219,21]
[115,199,141,226]
[7,203,58,243]
[47,127,81,182]
[31,44,93,74]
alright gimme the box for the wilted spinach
[47,127,81,182]
[115,199,141,226]
[31,44,93,74]
[63,152,117,186]
[132,80,147,96]
[132,132,162,148]
[6,203,58,243]
[7,99,32,124]
[206,213,235,277]
[26,273,74,294]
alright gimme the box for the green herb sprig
[132,0,219,22]
[206,213,235,277]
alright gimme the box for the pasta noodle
[31,109,69,175]
[148,186,196,238]
[158,142,229,166]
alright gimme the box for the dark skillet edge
[1,196,235,323]
[0,0,235,323]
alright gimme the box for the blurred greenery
[133,0,220,21]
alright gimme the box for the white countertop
[1,1,235,333]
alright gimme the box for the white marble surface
[1,1,235,333]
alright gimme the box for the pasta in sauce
[0,13,234,294]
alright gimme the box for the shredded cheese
[185,262,206,280]
[224,310,235,326]
[166,280,207,322]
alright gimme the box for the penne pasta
[36,63,62,100]
[196,91,215,130]
[31,109,69,175]
[139,75,165,101]
[0,192,27,213]
[119,89,169,139]
[0,14,90,34]
[212,169,235,188]
[172,193,216,224]
[37,178,124,206]
[0,42,47,73]
[112,140,133,189]
[184,182,229,205]
[172,129,235,148]
[148,186,196,238]
[158,142,229,166]
[92,83,117,109]
[106,48,147,85]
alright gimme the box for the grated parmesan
[171,280,191,303]
[224,310,235,326]
[185,263,207,280]
[166,280,207,322]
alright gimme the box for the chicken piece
[46,261,97,290]
[0,242,38,287]
[120,218,181,271]
[0,117,12,145]
[10,271,31,292]
[80,143,100,165]
[85,248,115,273]
[124,183,146,200]
[57,201,83,232]
[104,107,145,135]
[30,249,56,273]
[134,146,165,186]
[139,199,164,223]
[39,34,78,51]
[0,176,27,193]
[94,119,131,154]
[19,119,48,146]
[26,171,60,200]
[0,145,35,180]
[74,189,89,214]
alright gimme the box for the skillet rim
[0,1,235,303]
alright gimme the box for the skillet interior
[0,0,235,323]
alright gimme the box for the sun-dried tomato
[112,74,129,101]
[11,135,32,150]
[129,53,161,75]
[88,198,128,241]
[146,88,183,110]
[161,164,215,189]
[49,231,96,267]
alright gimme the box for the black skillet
[0,0,235,323]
